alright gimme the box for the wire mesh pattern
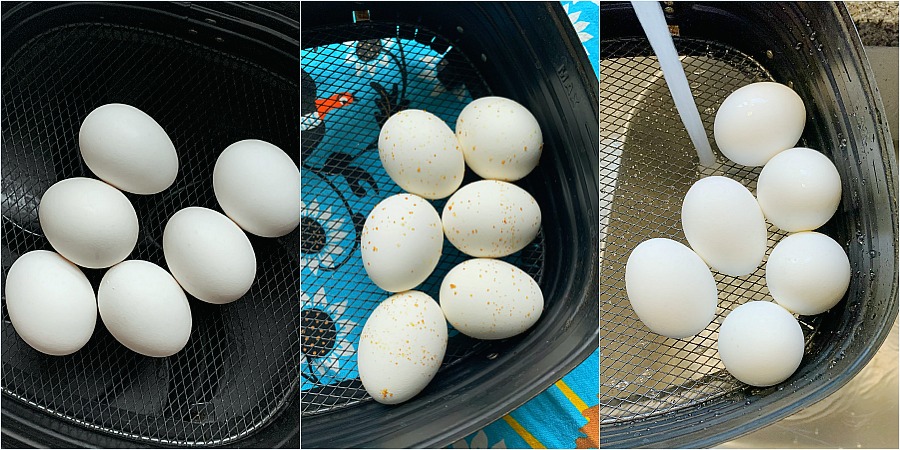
[300,22,545,415]
[1,24,300,445]
[599,38,826,423]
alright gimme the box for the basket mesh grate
[300,22,545,415]
[1,24,300,446]
[599,38,826,423]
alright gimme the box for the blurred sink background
[719,2,898,448]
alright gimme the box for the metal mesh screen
[1,24,300,446]
[300,22,544,415]
[600,38,826,423]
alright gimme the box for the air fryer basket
[301,2,598,448]
[1,3,299,447]
[600,2,898,448]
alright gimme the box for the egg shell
[455,96,543,181]
[98,260,192,357]
[713,82,806,167]
[79,103,179,194]
[718,301,804,387]
[38,177,139,269]
[357,291,448,404]
[625,238,718,339]
[213,139,301,237]
[766,231,851,316]
[442,180,541,258]
[4,250,97,355]
[757,147,842,232]
[439,258,543,340]
[361,193,443,292]
[163,207,256,304]
[682,176,767,277]
[378,109,465,199]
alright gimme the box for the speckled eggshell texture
[357,291,448,404]
[361,193,443,292]
[442,180,541,258]
[378,109,465,199]
[439,258,543,340]
[455,96,543,181]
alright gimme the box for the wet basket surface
[600,2,898,448]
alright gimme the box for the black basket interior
[599,2,898,448]
[1,3,299,447]
[301,2,599,448]
[300,20,547,414]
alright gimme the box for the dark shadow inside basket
[1,2,299,447]
[300,2,599,448]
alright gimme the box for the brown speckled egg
[442,180,541,258]
[439,258,543,340]
[378,109,465,199]
[357,291,448,404]
[455,96,542,181]
[361,193,443,292]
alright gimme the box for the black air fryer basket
[300,2,599,448]
[1,2,299,447]
[600,2,898,448]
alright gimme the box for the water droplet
[794,42,802,50]
[870,250,878,258]
[810,31,817,40]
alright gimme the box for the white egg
[439,258,542,340]
[757,147,842,232]
[213,139,301,237]
[378,109,465,199]
[361,194,443,292]
[682,176,767,277]
[163,207,256,304]
[4,250,97,355]
[455,96,542,181]
[718,301,804,387]
[766,231,851,316]
[38,177,139,269]
[625,238,718,339]
[713,82,806,166]
[357,291,448,404]
[98,260,191,357]
[442,180,541,258]
[79,103,178,194]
